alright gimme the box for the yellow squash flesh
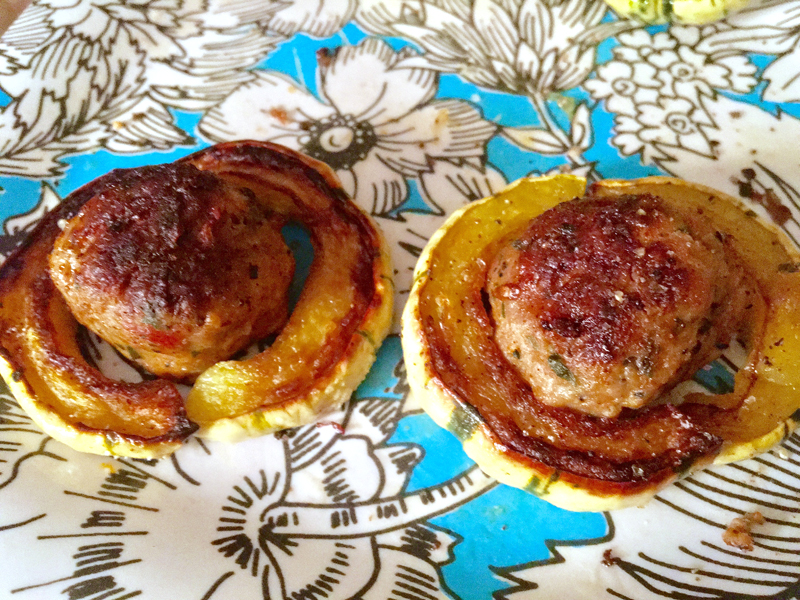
[0,141,393,456]
[402,175,800,511]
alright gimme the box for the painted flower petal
[0,393,53,489]
[148,27,279,112]
[0,3,53,70]
[612,116,651,158]
[373,444,425,496]
[533,48,558,92]
[198,71,333,146]
[672,79,713,100]
[762,46,800,102]
[518,0,550,51]
[360,546,451,600]
[355,0,411,36]
[349,151,408,215]
[472,0,520,63]
[344,396,406,446]
[420,3,491,58]
[698,24,799,56]
[515,41,541,84]
[374,99,496,176]
[376,523,461,565]
[553,46,597,91]
[727,0,800,28]
[418,159,507,216]
[605,94,638,118]
[287,436,384,503]
[675,130,714,156]
[268,0,356,37]
[670,25,702,47]
[494,57,524,92]
[502,125,566,155]
[557,0,607,30]
[199,0,280,29]
[460,64,504,88]
[105,96,192,151]
[262,536,376,600]
[716,55,758,94]
[391,24,464,66]
[321,39,436,126]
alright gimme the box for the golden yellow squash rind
[190,232,393,442]
[0,141,393,457]
[402,174,800,512]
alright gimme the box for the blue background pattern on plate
[2,1,800,598]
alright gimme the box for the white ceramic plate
[1,1,800,598]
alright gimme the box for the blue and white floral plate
[2,1,800,598]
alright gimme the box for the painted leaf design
[569,103,592,151]
[502,125,567,154]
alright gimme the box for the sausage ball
[486,192,756,418]
[49,163,294,380]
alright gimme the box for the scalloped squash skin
[0,141,393,458]
[402,175,800,512]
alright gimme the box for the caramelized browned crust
[0,176,197,452]
[180,142,393,435]
[49,163,294,379]
[403,175,800,509]
[487,192,756,417]
[425,304,723,489]
[0,140,393,455]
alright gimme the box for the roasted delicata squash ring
[181,142,393,441]
[0,187,196,458]
[402,175,800,511]
[603,0,751,24]
[0,141,392,457]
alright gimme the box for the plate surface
[1,1,800,598]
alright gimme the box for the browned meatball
[49,163,294,380]
[486,192,756,418]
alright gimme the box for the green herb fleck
[524,476,542,495]
[512,349,521,360]
[414,269,432,283]
[142,303,165,330]
[126,346,141,360]
[559,222,576,233]
[778,262,800,273]
[548,354,576,383]
[541,470,561,494]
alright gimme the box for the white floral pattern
[204,393,493,600]
[198,38,499,216]
[376,0,633,174]
[698,0,800,103]
[0,0,280,176]
[586,26,757,163]
[2,0,800,598]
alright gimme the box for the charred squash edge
[402,174,800,511]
